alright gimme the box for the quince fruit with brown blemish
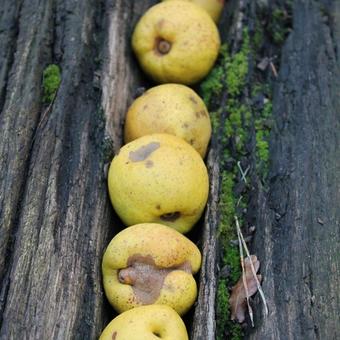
[99,305,189,340]
[124,84,211,158]
[102,223,201,315]
[132,1,220,85]
[162,0,225,23]
[108,134,209,234]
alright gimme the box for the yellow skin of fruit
[124,84,212,158]
[132,1,221,85]
[99,305,189,340]
[162,0,225,23]
[102,223,201,315]
[108,133,209,234]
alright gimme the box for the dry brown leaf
[229,255,262,323]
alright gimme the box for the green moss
[210,109,222,134]
[208,32,251,340]
[216,170,243,340]
[223,246,242,283]
[255,101,272,174]
[225,33,250,97]
[216,279,229,340]
[201,47,227,106]
[201,28,274,339]
[42,64,61,103]
[253,20,264,51]
[218,171,235,235]
[256,130,269,162]
[268,8,290,45]
[216,279,242,340]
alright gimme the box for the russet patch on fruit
[124,84,212,157]
[108,133,209,234]
[99,305,189,340]
[102,223,202,315]
[132,1,220,85]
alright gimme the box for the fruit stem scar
[118,268,137,285]
[160,211,181,222]
[155,38,171,55]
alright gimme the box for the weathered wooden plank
[0,0,55,300]
[249,0,340,339]
[191,148,220,340]
[0,0,155,338]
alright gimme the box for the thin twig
[235,215,269,317]
[237,225,254,326]
[237,161,249,184]
[236,195,243,207]
[270,61,278,78]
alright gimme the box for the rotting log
[249,0,340,339]
[0,0,157,338]
[193,0,339,339]
[0,0,339,340]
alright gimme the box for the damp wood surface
[0,1,339,340]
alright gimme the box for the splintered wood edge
[192,147,220,339]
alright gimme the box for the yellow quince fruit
[99,305,188,340]
[124,84,211,158]
[108,134,209,234]
[102,223,201,315]
[132,1,220,85]
[162,0,225,23]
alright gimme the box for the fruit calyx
[160,211,181,222]
[155,38,171,55]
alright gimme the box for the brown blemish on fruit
[156,204,161,210]
[145,160,154,168]
[143,104,148,110]
[118,254,192,304]
[160,211,181,222]
[182,123,189,129]
[157,19,165,29]
[155,37,171,55]
[129,142,160,162]
[112,332,117,340]
[189,96,198,104]
[195,110,207,119]
[189,139,195,145]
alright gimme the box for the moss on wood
[42,64,61,103]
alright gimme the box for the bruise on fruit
[112,332,117,340]
[129,142,160,162]
[145,160,154,168]
[118,254,192,304]
[160,211,181,222]
[156,204,161,210]
[182,123,189,129]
